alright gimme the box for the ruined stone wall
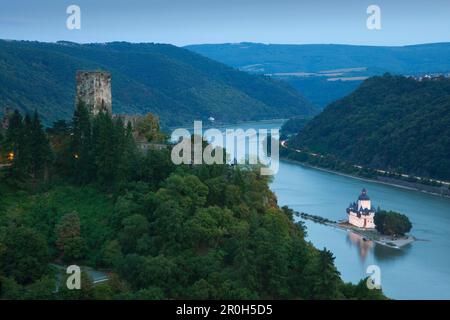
[76,71,112,115]
[113,114,143,129]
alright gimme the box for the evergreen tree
[13,114,33,179]
[70,102,93,184]
[310,248,342,299]
[48,120,72,177]
[91,113,133,190]
[113,117,128,187]
[3,110,23,154]
[92,111,118,188]
[30,110,53,181]
[2,111,24,178]
[123,121,139,180]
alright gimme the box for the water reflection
[346,231,373,261]
[345,230,411,262]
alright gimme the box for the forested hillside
[0,40,315,127]
[0,107,382,300]
[289,75,450,181]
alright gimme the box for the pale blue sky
[0,0,449,46]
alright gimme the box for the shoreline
[281,157,450,200]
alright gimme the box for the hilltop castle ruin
[75,70,165,151]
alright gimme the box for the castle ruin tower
[76,71,112,115]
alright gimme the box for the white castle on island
[346,188,376,229]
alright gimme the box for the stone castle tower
[76,71,112,115]
[346,188,376,229]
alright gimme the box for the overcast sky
[1,0,449,46]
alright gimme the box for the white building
[346,188,376,229]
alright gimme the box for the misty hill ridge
[185,42,450,74]
[0,40,316,126]
[185,42,450,107]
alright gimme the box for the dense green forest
[0,108,383,300]
[0,40,316,127]
[289,75,450,181]
[186,42,450,107]
[374,211,412,237]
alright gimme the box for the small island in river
[297,188,415,249]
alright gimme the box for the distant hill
[289,75,450,181]
[185,42,450,107]
[0,40,316,127]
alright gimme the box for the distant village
[407,72,450,81]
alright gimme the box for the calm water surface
[271,160,450,299]
[214,120,450,299]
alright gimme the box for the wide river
[204,119,450,299]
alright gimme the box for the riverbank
[280,157,450,200]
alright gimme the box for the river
[204,119,450,299]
